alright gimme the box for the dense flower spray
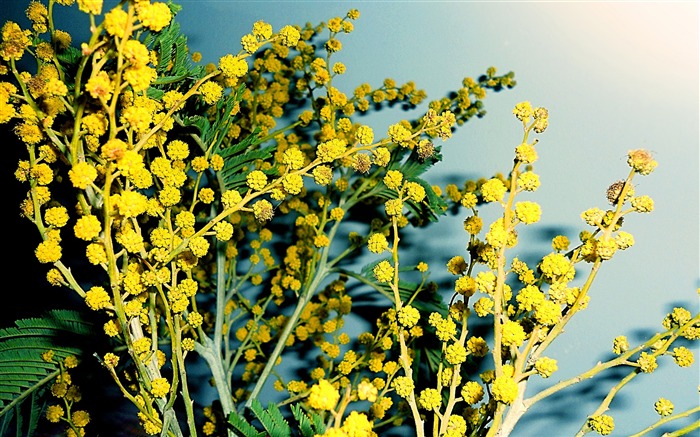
[0,1,697,437]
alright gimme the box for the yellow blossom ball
[35,239,62,263]
[283,173,304,195]
[199,80,223,105]
[672,346,694,367]
[627,149,657,175]
[654,398,674,416]
[150,377,170,398]
[373,260,394,283]
[357,379,378,402]
[253,199,274,222]
[517,171,540,191]
[444,415,467,437]
[188,236,210,258]
[68,161,98,189]
[104,7,129,38]
[587,415,615,435]
[515,143,538,164]
[45,404,64,423]
[467,336,489,357]
[282,147,306,170]
[372,147,390,167]
[246,170,268,191]
[278,25,300,47]
[637,352,658,373]
[501,320,526,347]
[534,300,561,326]
[77,0,102,15]
[219,54,248,78]
[397,305,420,328]
[367,233,389,254]
[384,198,403,217]
[445,343,467,365]
[461,381,484,404]
[391,375,414,399]
[136,1,172,32]
[491,375,518,404]
[534,357,558,378]
[417,388,441,410]
[307,379,339,411]
[513,101,533,122]
[85,286,111,310]
[481,178,507,202]
[514,201,542,224]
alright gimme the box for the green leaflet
[249,399,291,437]
[290,403,326,437]
[215,127,277,193]
[0,310,96,436]
[144,2,200,86]
[228,399,327,437]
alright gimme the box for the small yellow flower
[373,260,394,283]
[397,305,420,328]
[77,0,102,15]
[534,357,558,378]
[672,346,694,367]
[514,201,542,224]
[588,414,615,435]
[150,377,170,398]
[85,286,111,310]
[513,101,533,122]
[654,397,674,416]
[391,375,414,398]
[627,149,657,175]
[136,1,172,32]
[637,352,658,373]
[445,343,467,365]
[357,379,378,402]
[35,239,62,263]
[367,233,389,254]
[501,320,526,347]
[491,375,518,404]
[481,178,507,202]
[417,388,441,410]
[45,404,64,423]
[461,381,484,404]
[307,379,339,411]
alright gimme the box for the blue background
[1,1,698,435]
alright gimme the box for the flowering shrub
[0,1,697,437]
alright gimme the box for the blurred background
[1,1,698,435]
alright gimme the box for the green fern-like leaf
[248,399,291,437]
[228,399,277,437]
[0,310,96,414]
[290,404,325,437]
[229,401,327,437]
[228,409,267,437]
[143,3,202,87]
[216,127,277,193]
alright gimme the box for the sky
[1,1,698,436]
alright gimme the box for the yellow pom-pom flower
[307,379,339,411]
[491,375,518,404]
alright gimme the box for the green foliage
[229,399,325,437]
[216,127,276,193]
[0,310,96,435]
